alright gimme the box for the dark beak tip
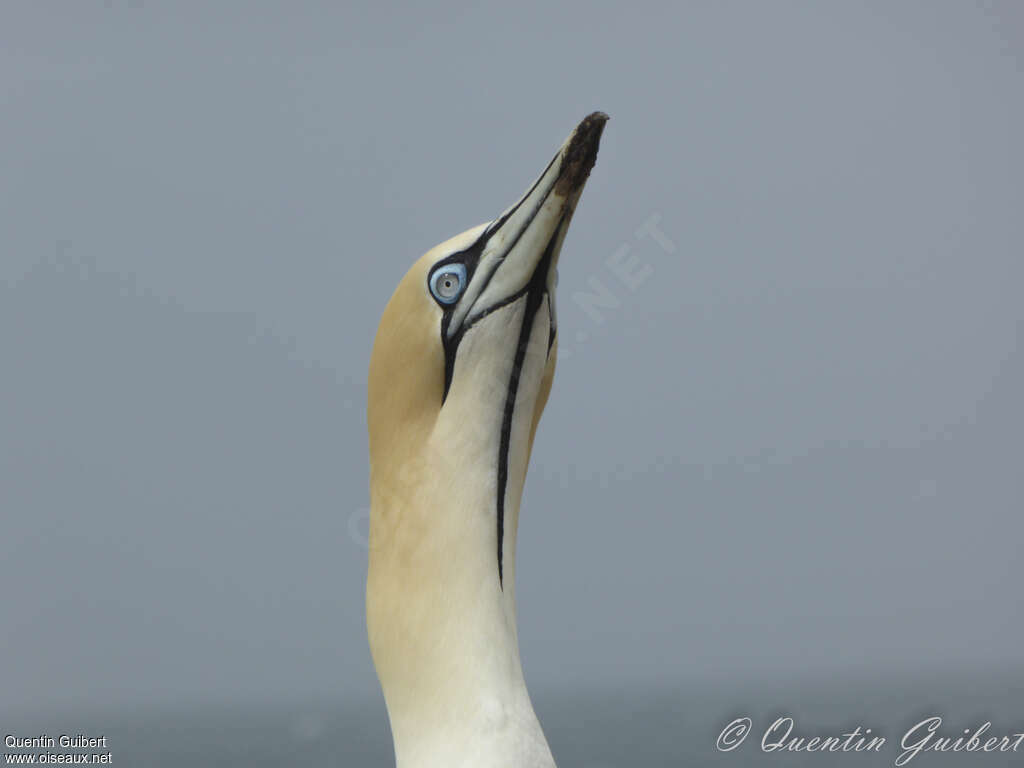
[556,111,609,196]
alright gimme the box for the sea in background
[3,668,1022,767]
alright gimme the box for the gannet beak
[438,111,609,395]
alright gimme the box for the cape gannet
[366,112,607,768]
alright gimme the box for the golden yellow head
[368,113,607,552]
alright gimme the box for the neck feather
[367,441,554,768]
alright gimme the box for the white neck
[368,294,558,768]
[368,452,555,768]
[367,412,556,764]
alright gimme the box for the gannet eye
[429,264,467,305]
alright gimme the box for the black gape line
[431,208,565,587]
[494,214,565,588]
[429,146,572,587]
[433,152,560,401]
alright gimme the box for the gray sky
[2,2,1021,714]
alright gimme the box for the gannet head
[366,112,607,768]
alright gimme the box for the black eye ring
[429,263,467,305]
